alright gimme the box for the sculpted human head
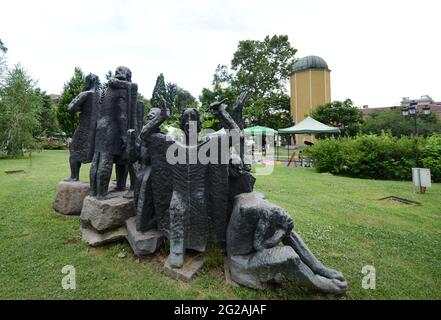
[147,108,161,121]
[180,108,201,138]
[85,73,100,90]
[114,66,132,82]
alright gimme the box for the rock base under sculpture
[80,192,135,233]
[53,180,90,215]
[81,223,127,247]
[126,217,164,256]
[164,255,205,282]
[224,258,240,287]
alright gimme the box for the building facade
[362,95,441,120]
[289,55,331,144]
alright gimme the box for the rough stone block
[80,192,135,232]
[125,217,164,256]
[53,181,90,215]
[81,223,127,247]
[164,255,204,282]
[223,258,240,287]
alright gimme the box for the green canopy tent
[244,126,278,158]
[244,126,278,135]
[278,116,340,166]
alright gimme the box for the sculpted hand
[208,98,228,115]
[233,92,247,113]
[160,96,170,118]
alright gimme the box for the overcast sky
[1,0,440,108]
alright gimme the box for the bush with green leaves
[421,135,441,182]
[305,134,432,181]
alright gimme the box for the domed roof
[291,55,329,74]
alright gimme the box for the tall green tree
[57,67,85,137]
[0,39,7,83]
[150,74,197,127]
[35,89,59,136]
[166,82,196,115]
[200,35,297,129]
[362,108,441,137]
[166,82,178,113]
[151,73,167,109]
[230,35,297,97]
[312,99,364,137]
[0,65,42,157]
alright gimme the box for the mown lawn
[0,150,440,299]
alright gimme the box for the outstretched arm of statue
[140,97,170,142]
[233,92,247,131]
[209,99,240,131]
[209,99,243,156]
[68,91,89,113]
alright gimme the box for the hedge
[305,134,441,182]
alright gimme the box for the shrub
[421,135,441,183]
[37,136,67,150]
[305,134,429,181]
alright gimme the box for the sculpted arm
[209,99,243,156]
[209,99,241,132]
[68,92,89,113]
[140,97,169,142]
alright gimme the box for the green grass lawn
[0,150,440,299]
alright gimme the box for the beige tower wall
[289,68,331,145]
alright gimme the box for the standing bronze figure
[65,73,100,181]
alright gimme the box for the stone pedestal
[223,258,240,287]
[81,223,127,247]
[53,181,90,215]
[80,191,135,233]
[125,217,164,256]
[164,255,205,282]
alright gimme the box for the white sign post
[412,168,431,194]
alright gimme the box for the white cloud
[1,0,440,107]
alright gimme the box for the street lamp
[408,102,416,115]
[401,100,431,136]
[401,106,409,116]
[423,105,431,115]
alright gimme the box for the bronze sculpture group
[65,67,348,295]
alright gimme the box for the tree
[151,74,197,127]
[230,35,297,97]
[312,99,364,137]
[166,82,178,113]
[35,89,59,136]
[168,83,196,115]
[0,39,7,83]
[244,92,292,129]
[0,65,42,157]
[57,67,85,137]
[362,108,441,137]
[137,92,152,121]
[0,39,7,53]
[151,73,167,109]
[200,35,297,129]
